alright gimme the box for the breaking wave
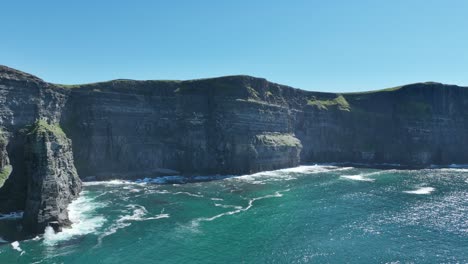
[340,170,397,182]
[10,241,25,255]
[235,165,353,183]
[43,192,106,246]
[340,175,375,182]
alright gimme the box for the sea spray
[43,191,106,246]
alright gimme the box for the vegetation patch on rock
[0,165,12,188]
[26,120,66,138]
[307,95,351,111]
[256,133,302,147]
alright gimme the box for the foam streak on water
[191,190,288,227]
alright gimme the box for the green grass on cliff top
[27,120,66,137]
[307,95,351,111]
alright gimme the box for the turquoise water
[1,165,467,263]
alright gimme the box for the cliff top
[0,65,45,83]
[1,65,465,95]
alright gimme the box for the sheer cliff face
[62,77,303,178]
[1,65,468,234]
[61,75,468,180]
[295,84,468,165]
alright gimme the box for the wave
[403,187,435,195]
[437,168,468,173]
[97,205,169,246]
[214,203,243,209]
[0,211,23,220]
[189,190,288,228]
[340,170,397,182]
[83,180,140,186]
[340,175,375,182]
[43,192,106,246]
[235,165,353,184]
[118,205,169,222]
[173,192,204,198]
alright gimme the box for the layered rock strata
[1,64,468,235]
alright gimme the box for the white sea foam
[403,187,435,195]
[0,211,23,220]
[43,193,106,246]
[214,203,243,209]
[97,205,169,246]
[340,175,375,182]
[11,241,25,255]
[340,170,396,182]
[235,165,352,184]
[119,205,170,222]
[211,198,223,201]
[83,180,140,186]
[173,191,204,198]
[438,168,468,173]
[0,236,8,243]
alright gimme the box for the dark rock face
[0,66,80,235]
[62,76,303,177]
[1,65,468,235]
[295,84,468,166]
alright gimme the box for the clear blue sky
[1,0,467,92]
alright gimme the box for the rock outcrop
[1,64,468,235]
[22,120,81,233]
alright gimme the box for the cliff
[1,64,468,235]
[0,66,81,235]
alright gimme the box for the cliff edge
[1,65,468,236]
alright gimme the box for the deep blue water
[1,165,467,263]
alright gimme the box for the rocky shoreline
[1,64,468,236]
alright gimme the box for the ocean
[0,165,467,263]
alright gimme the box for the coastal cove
[1,165,467,263]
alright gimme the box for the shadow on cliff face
[0,218,30,242]
[0,132,28,214]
